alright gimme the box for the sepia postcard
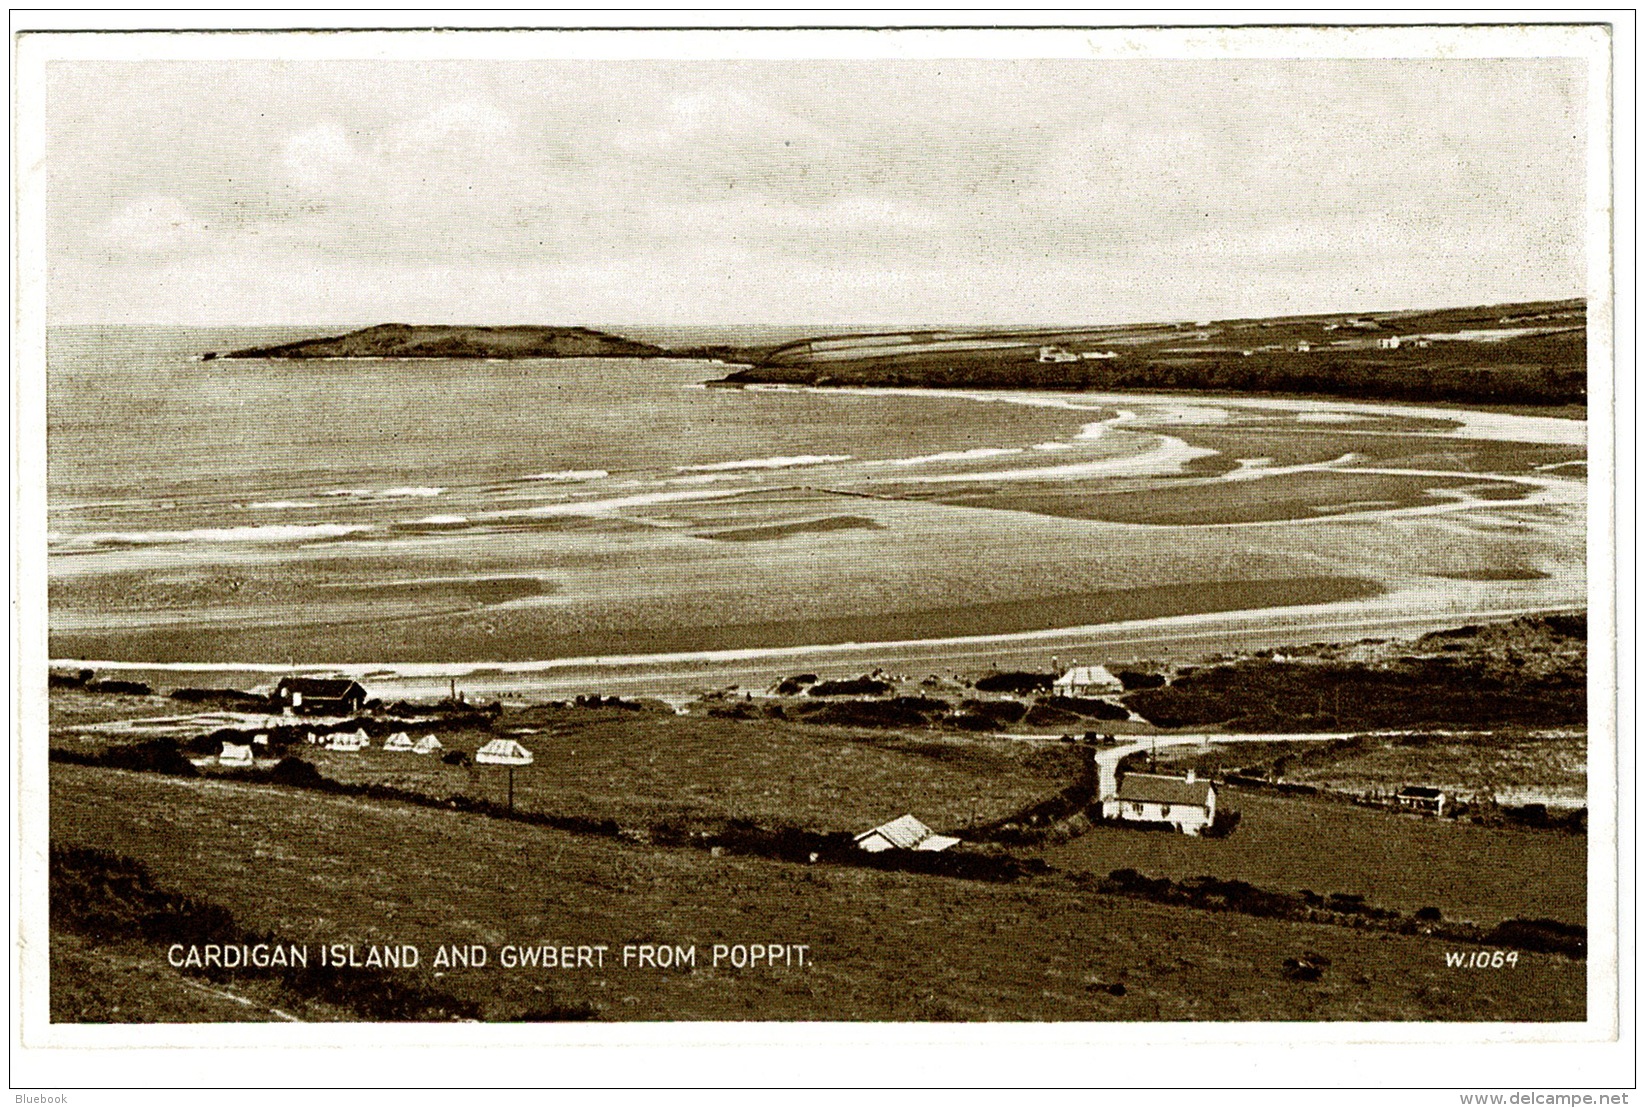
[10,16,1631,1090]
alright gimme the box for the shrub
[1023,703,1082,728]
[807,677,892,697]
[1039,695,1128,721]
[802,699,932,728]
[774,674,818,695]
[1415,906,1444,922]
[267,756,326,788]
[442,750,473,767]
[169,687,272,711]
[1487,918,1586,959]
[52,738,198,777]
[1115,669,1167,691]
[959,698,1027,725]
[973,671,1055,695]
[85,679,152,697]
[1203,808,1242,839]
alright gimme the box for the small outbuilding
[1395,785,1448,817]
[217,742,254,767]
[854,814,961,854]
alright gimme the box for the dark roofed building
[1103,771,1217,835]
[1394,785,1448,817]
[275,676,367,717]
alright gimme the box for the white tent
[325,732,366,752]
[353,727,371,748]
[251,733,269,747]
[218,742,254,767]
[383,732,414,752]
[476,738,534,765]
[412,735,443,754]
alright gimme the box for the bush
[1487,918,1586,959]
[807,677,892,697]
[774,674,818,695]
[267,756,326,788]
[1116,669,1167,691]
[1415,906,1444,922]
[85,679,152,697]
[1023,703,1082,728]
[801,699,933,728]
[52,738,198,777]
[442,750,473,768]
[1203,808,1242,839]
[959,698,1027,725]
[1039,694,1128,721]
[973,671,1055,695]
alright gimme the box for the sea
[46,325,1102,547]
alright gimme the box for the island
[205,323,669,361]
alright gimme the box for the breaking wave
[53,523,373,548]
[676,454,853,472]
[522,469,609,482]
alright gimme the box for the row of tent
[215,730,470,765]
[302,729,443,754]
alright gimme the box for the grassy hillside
[50,763,1585,1021]
[212,323,667,360]
[719,299,1586,407]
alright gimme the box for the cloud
[101,195,214,257]
[45,58,1589,324]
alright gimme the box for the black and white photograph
[10,14,1630,1091]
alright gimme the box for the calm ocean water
[46,326,1093,543]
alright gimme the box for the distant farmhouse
[1394,785,1448,817]
[275,676,368,717]
[1101,770,1217,836]
[1053,664,1124,697]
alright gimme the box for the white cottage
[1102,771,1217,835]
[1053,664,1123,696]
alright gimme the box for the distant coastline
[712,298,1587,409]
[198,298,1586,410]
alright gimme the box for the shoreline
[49,599,1584,695]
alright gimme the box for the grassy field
[1276,732,1586,808]
[49,763,1585,1021]
[1040,789,1585,926]
[50,696,1085,835]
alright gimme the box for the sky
[43,56,1589,326]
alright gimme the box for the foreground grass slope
[50,763,1583,1021]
